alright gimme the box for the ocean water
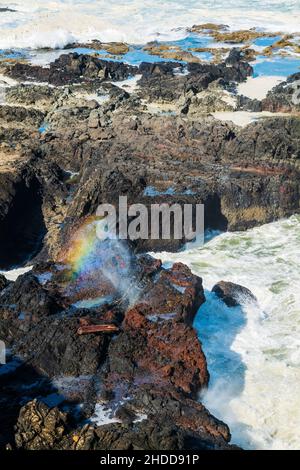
[153,215,300,450]
[0,1,299,50]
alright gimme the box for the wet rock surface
[2,54,137,87]
[0,274,9,291]
[212,280,257,307]
[0,48,298,450]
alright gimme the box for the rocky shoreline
[0,45,299,450]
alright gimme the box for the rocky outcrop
[65,41,130,55]
[15,399,69,450]
[111,307,208,394]
[262,73,300,113]
[212,281,257,307]
[0,49,298,450]
[0,274,9,291]
[0,272,62,343]
[138,49,252,105]
[54,113,299,253]
[0,251,229,450]
[0,7,16,12]
[0,105,44,128]
[5,84,59,109]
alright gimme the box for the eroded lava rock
[212,280,257,307]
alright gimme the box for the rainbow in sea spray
[60,215,140,306]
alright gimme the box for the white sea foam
[153,215,300,450]
[0,265,33,281]
[0,1,299,50]
[212,111,290,127]
[115,75,142,93]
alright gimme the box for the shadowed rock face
[0,272,62,343]
[54,113,299,254]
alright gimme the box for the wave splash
[0,1,299,50]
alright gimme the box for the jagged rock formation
[0,48,298,450]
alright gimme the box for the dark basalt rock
[15,399,69,450]
[5,84,59,107]
[106,314,208,395]
[0,50,298,450]
[114,405,137,424]
[212,280,257,307]
[0,105,44,128]
[188,48,253,83]
[54,112,300,254]
[0,272,62,315]
[0,255,226,451]
[139,61,184,76]
[128,387,232,445]
[0,7,16,12]
[237,94,262,112]
[13,398,235,450]
[0,272,63,344]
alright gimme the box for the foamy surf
[0,1,299,49]
[153,215,300,450]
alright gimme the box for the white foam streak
[0,1,299,50]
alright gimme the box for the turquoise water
[0,1,299,49]
[38,122,49,134]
